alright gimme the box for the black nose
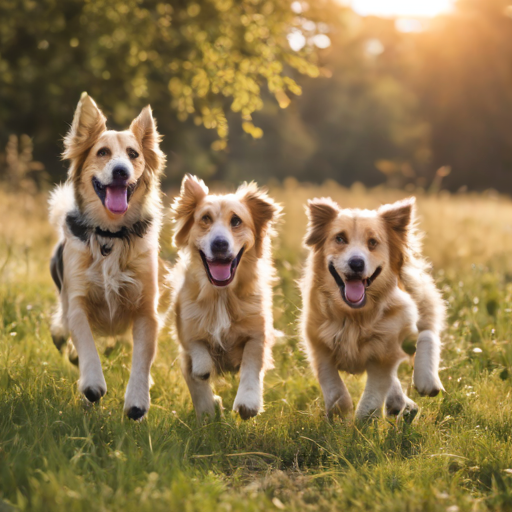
[112,166,129,180]
[349,258,365,273]
[211,237,229,255]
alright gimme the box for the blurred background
[1,0,512,192]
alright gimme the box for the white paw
[78,369,107,404]
[124,378,151,421]
[326,394,354,418]
[413,367,444,397]
[233,387,262,420]
[355,404,383,421]
[386,393,418,418]
[191,354,214,381]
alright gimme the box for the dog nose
[349,258,365,273]
[112,166,129,180]
[211,237,229,256]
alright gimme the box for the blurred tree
[216,12,431,187]
[0,0,320,179]
[2,0,512,191]
[413,0,512,190]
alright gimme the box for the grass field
[2,180,512,511]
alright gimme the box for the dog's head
[172,174,280,287]
[305,197,415,311]
[63,93,164,221]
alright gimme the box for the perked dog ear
[62,93,107,170]
[304,198,339,248]
[379,197,416,272]
[171,174,209,247]
[130,106,165,175]
[238,182,282,258]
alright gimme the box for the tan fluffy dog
[49,93,165,420]
[301,197,445,420]
[169,175,281,420]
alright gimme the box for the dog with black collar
[49,93,166,420]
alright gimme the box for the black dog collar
[66,212,152,256]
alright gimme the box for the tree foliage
[1,0,512,191]
[0,0,320,165]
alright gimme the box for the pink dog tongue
[345,280,365,303]
[208,261,232,282]
[105,187,128,214]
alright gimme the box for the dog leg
[413,330,444,397]
[385,366,418,420]
[51,305,68,353]
[182,353,217,420]
[356,362,394,420]
[124,315,158,420]
[68,302,107,403]
[233,337,265,420]
[189,340,214,381]
[313,348,353,417]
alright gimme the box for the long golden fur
[49,93,166,420]
[169,174,281,420]
[300,197,445,420]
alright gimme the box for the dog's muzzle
[93,177,140,215]
[328,262,382,309]
[200,247,245,287]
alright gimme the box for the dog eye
[368,238,378,250]
[97,147,110,157]
[335,233,347,244]
[127,148,139,159]
[201,214,211,224]
[230,215,242,227]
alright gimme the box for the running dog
[300,197,445,420]
[49,92,165,420]
[169,174,281,420]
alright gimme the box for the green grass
[1,183,512,511]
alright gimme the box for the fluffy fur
[169,175,281,420]
[49,93,166,420]
[300,197,445,420]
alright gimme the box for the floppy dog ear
[304,198,339,248]
[171,174,209,247]
[379,197,415,272]
[238,182,281,258]
[62,93,106,175]
[130,106,165,175]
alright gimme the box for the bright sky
[350,0,455,17]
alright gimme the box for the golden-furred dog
[300,197,445,420]
[169,175,281,420]
[49,93,165,420]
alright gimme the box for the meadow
[1,180,512,511]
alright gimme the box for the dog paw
[413,369,444,397]
[327,395,354,418]
[233,389,262,420]
[124,381,151,420]
[79,371,107,404]
[237,404,259,420]
[126,406,147,421]
[83,385,106,403]
[355,408,383,422]
[191,357,214,382]
[51,334,67,352]
[386,394,418,421]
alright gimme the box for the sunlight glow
[350,0,454,18]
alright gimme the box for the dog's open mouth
[200,247,245,287]
[328,263,382,309]
[93,177,139,215]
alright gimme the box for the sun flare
[350,0,454,18]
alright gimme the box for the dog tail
[48,182,75,236]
